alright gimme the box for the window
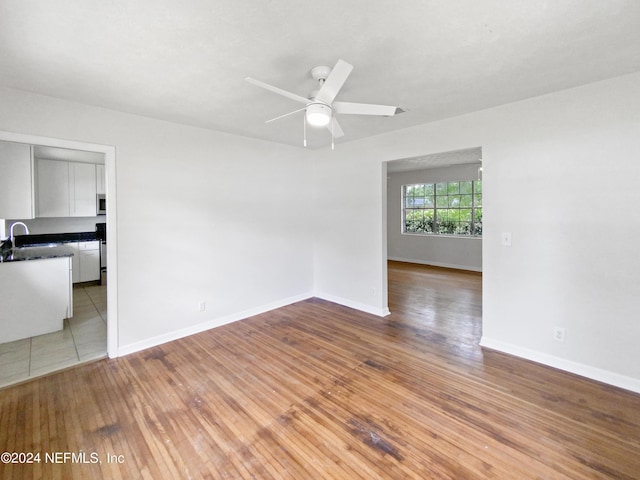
[403,180,482,236]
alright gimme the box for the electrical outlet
[501,232,512,247]
[553,327,565,342]
[198,301,206,312]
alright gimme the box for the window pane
[419,215,434,233]
[436,182,447,195]
[438,219,456,234]
[474,181,482,193]
[436,196,448,207]
[405,209,420,221]
[447,182,460,194]
[456,222,472,235]
[460,194,472,207]
[405,220,417,233]
[448,195,460,208]
[460,209,472,222]
[474,193,482,207]
[474,207,483,236]
[424,184,434,196]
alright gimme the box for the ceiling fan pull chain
[331,119,335,150]
[303,114,307,147]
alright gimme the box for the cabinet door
[79,249,100,282]
[36,159,70,217]
[70,162,97,217]
[0,140,34,219]
[96,164,106,195]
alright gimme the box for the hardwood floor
[1,260,639,479]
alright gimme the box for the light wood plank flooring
[1,261,639,479]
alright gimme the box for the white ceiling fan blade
[326,117,345,138]
[265,107,307,124]
[245,77,309,105]
[315,59,353,105]
[333,101,404,116]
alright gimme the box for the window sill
[401,233,482,239]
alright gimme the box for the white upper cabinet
[70,162,97,216]
[0,140,35,219]
[36,159,98,217]
[36,159,70,217]
[96,164,106,195]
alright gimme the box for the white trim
[400,232,482,240]
[388,256,482,273]
[117,292,314,357]
[0,130,119,359]
[480,337,640,394]
[315,291,391,317]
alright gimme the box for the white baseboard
[117,292,314,357]
[387,256,482,273]
[480,337,640,394]
[315,291,390,317]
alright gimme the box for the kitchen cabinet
[0,256,72,344]
[79,241,100,282]
[96,164,106,195]
[0,140,35,219]
[36,159,69,217]
[69,241,100,283]
[36,159,97,217]
[70,162,97,216]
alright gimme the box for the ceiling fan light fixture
[306,103,332,127]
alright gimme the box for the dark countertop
[14,231,101,247]
[1,245,74,263]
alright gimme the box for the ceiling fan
[246,59,404,148]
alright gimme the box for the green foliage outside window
[403,181,482,236]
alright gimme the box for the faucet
[9,222,29,248]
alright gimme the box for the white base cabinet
[69,241,100,283]
[0,257,72,344]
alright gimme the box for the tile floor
[0,283,107,388]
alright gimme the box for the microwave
[96,194,106,215]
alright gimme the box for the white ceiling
[1,1,639,150]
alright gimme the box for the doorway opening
[0,131,118,387]
[383,147,483,326]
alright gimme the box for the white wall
[387,163,482,271]
[0,86,314,354]
[313,72,640,392]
